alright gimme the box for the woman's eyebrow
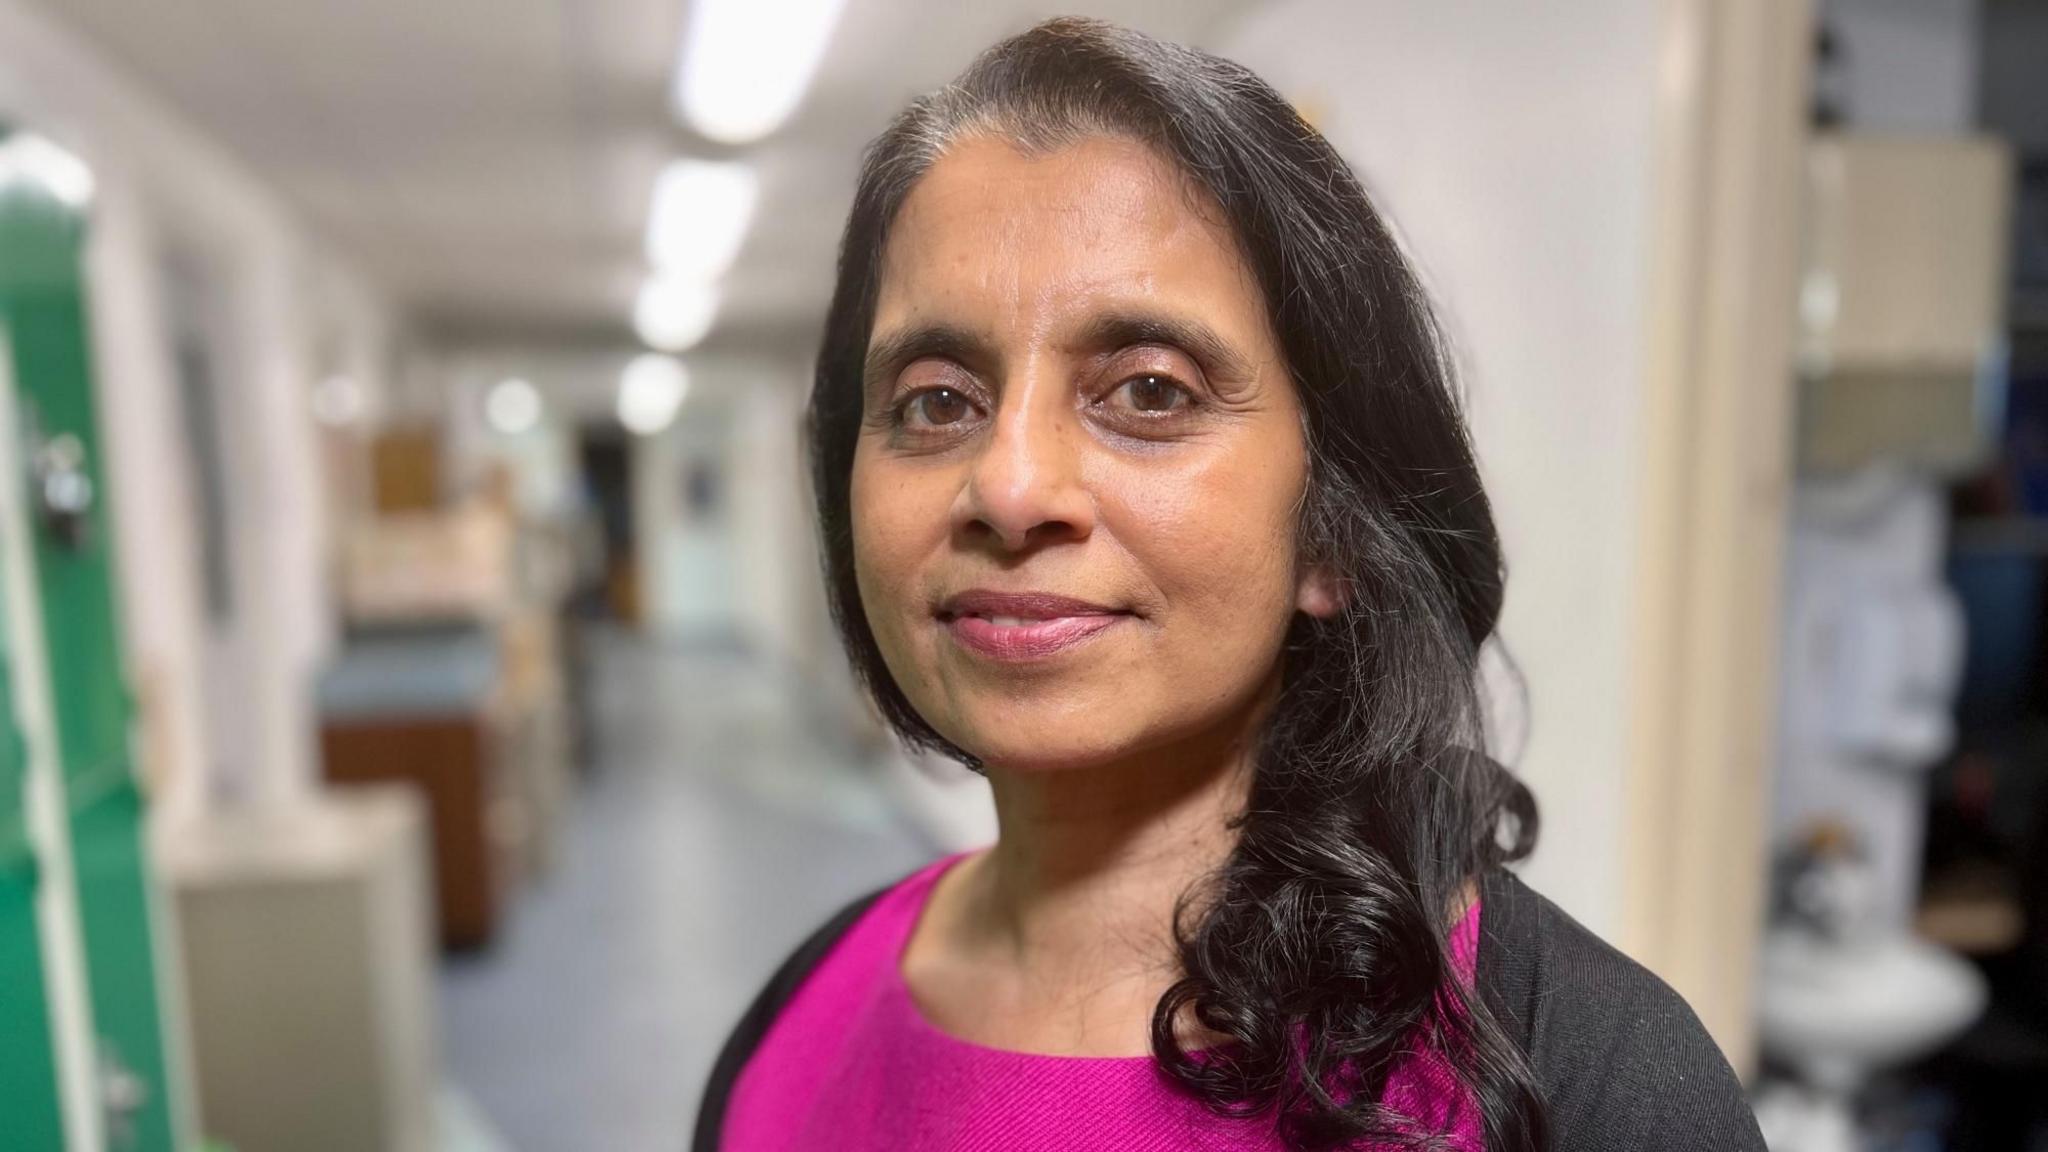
[862,312,1257,392]
[862,323,992,393]
[1071,311,1256,382]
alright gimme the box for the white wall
[636,394,739,639]
[1217,0,1666,938]
[632,354,822,655]
[0,0,396,816]
[726,362,829,666]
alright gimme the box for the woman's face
[852,134,1327,772]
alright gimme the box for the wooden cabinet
[321,716,498,949]
[318,628,505,949]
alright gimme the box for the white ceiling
[34,0,1261,350]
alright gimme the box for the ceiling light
[485,378,543,436]
[675,0,849,144]
[0,132,95,210]
[633,275,718,352]
[310,374,366,427]
[618,354,690,436]
[646,158,757,279]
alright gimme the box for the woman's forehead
[873,134,1262,338]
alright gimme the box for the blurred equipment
[1796,133,2015,476]
[320,628,507,949]
[1776,471,1966,930]
[159,788,437,1152]
[323,462,576,948]
[371,425,445,515]
[1763,471,1984,1150]
[340,506,513,623]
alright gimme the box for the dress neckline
[883,850,1483,1064]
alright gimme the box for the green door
[1,136,181,1152]
[0,409,66,1147]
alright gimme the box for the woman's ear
[1296,563,1345,619]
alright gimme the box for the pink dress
[722,854,1483,1151]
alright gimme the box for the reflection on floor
[439,632,938,1151]
[436,1088,513,1152]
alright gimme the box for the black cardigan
[693,868,1766,1151]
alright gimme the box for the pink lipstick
[936,589,1132,662]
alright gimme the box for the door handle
[98,1042,150,1149]
[31,430,93,550]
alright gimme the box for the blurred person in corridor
[695,17,1762,1152]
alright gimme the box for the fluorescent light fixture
[618,354,690,436]
[485,377,543,436]
[0,132,95,210]
[633,274,719,352]
[646,159,757,279]
[675,0,849,144]
[310,374,366,427]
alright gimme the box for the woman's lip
[942,612,1129,662]
[937,588,1125,620]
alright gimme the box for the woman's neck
[976,736,1250,965]
[903,722,1259,1056]
[899,667,1489,1056]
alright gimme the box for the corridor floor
[438,632,938,1151]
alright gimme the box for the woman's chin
[947,724,1151,777]
[964,741,1128,776]
[928,686,1270,780]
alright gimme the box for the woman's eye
[902,387,976,428]
[1107,374,1192,415]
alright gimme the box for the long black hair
[807,17,1546,1151]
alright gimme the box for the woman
[695,17,1763,1152]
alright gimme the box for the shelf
[1951,516,2048,555]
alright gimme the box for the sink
[1757,927,1986,1091]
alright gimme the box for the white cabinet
[158,788,438,1152]
[1799,134,2015,474]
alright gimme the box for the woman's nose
[953,394,1094,553]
